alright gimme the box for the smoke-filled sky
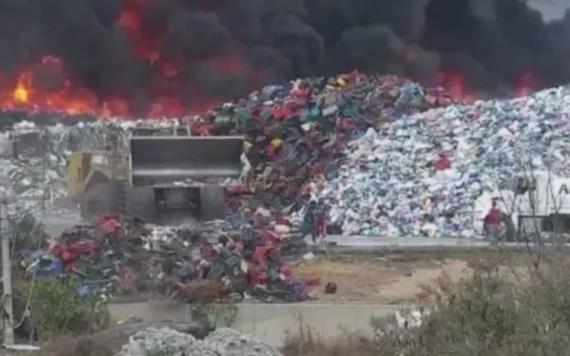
[2,0,570,116]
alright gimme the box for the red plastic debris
[96,214,122,235]
[303,277,321,287]
[279,265,293,281]
[435,153,451,171]
[253,245,274,269]
[52,239,100,272]
[271,104,296,120]
[257,229,280,245]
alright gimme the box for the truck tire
[200,186,225,221]
[127,187,157,222]
[81,182,120,222]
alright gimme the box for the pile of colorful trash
[20,213,311,303]
[317,86,570,237]
[0,72,452,217]
[201,73,452,209]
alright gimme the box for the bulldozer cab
[67,151,128,200]
[70,134,244,225]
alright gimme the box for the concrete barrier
[108,302,403,346]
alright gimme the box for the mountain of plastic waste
[0,72,451,216]
[317,86,570,237]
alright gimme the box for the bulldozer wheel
[200,186,226,221]
[127,187,156,222]
[81,182,119,222]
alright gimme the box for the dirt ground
[294,252,478,304]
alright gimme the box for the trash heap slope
[318,86,570,237]
[0,73,452,215]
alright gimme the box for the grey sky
[530,0,570,21]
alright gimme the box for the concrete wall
[108,302,401,347]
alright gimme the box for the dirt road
[295,252,472,303]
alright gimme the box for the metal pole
[1,201,14,346]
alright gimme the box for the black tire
[127,187,157,222]
[200,186,225,221]
[81,182,120,222]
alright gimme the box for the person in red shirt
[484,200,503,242]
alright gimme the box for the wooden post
[1,201,14,346]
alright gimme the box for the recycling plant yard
[2,70,569,353]
[2,0,570,355]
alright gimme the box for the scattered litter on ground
[302,252,315,261]
[20,215,312,303]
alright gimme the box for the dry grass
[41,335,113,356]
[285,249,570,356]
[294,251,474,303]
[282,319,376,356]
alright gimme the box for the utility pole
[1,200,14,347]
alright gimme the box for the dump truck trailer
[67,134,244,225]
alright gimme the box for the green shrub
[145,347,178,356]
[189,301,238,332]
[284,253,570,356]
[31,277,108,338]
[372,258,570,356]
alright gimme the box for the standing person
[315,199,327,239]
[484,199,503,243]
[240,219,256,253]
[303,201,318,243]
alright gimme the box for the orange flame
[13,75,30,103]
[513,72,541,97]
[0,2,260,119]
[437,69,474,103]
[0,54,225,118]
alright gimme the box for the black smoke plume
[0,0,567,115]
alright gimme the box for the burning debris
[0,72,447,217]
[0,0,566,117]
[8,72,448,303]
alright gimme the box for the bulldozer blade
[130,136,244,187]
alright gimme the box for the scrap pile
[318,86,570,237]
[117,327,281,356]
[0,72,451,216]
[0,120,126,215]
[22,214,310,302]
[202,73,451,209]
[0,123,67,214]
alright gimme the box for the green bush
[146,347,178,356]
[9,212,49,253]
[189,301,238,332]
[284,253,570,356]
[31,277,108,338]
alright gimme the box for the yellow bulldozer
[66,128,244,225]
